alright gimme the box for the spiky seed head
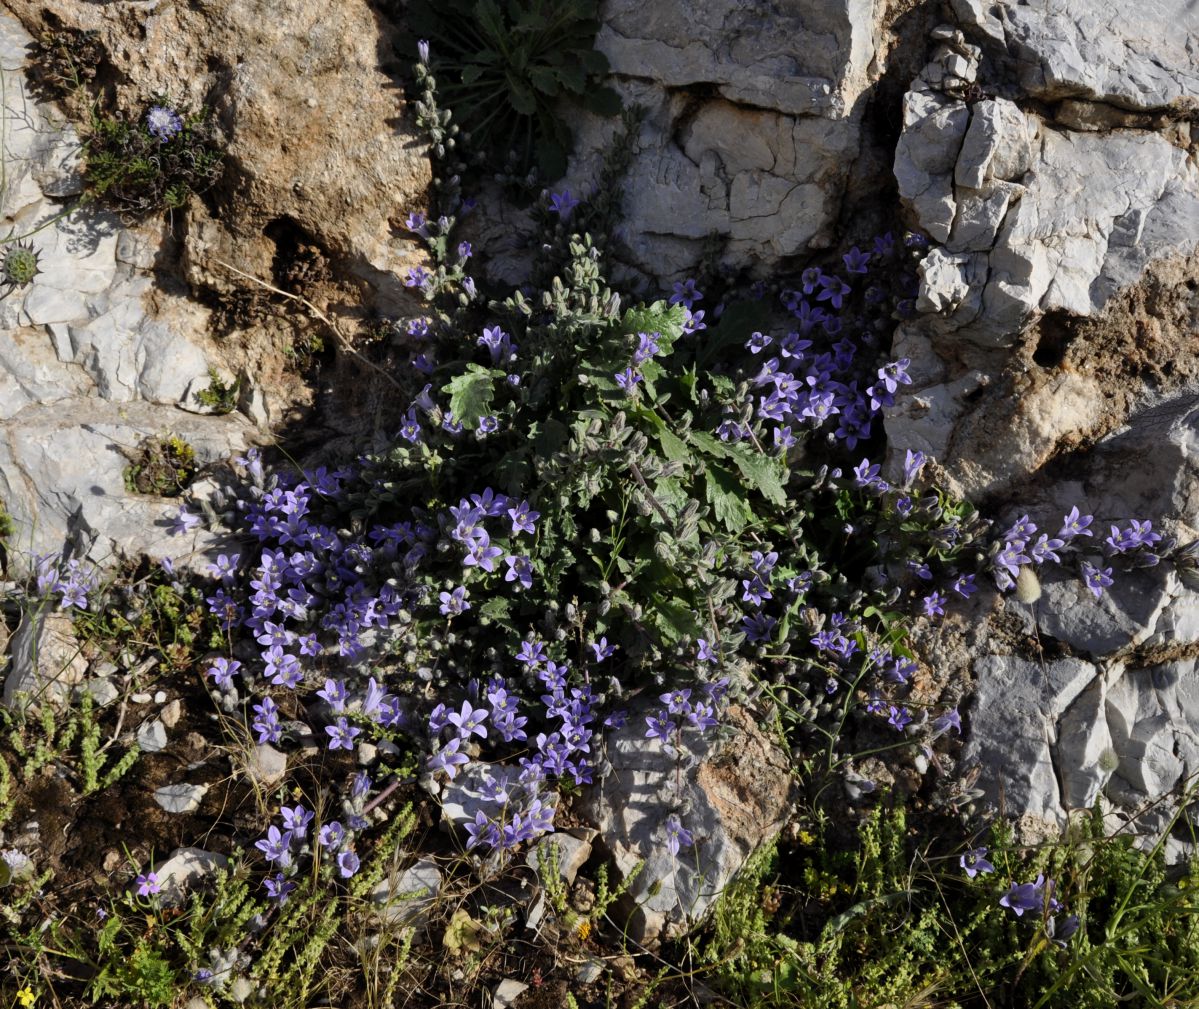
[3,242,40,287]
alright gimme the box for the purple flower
[318,821,345,850]
[317,678,348,712]
[922,591,946,618]
[337,851,361,878]
[1058,506,1093,540]
[255,826,292,867]
[447,700,489,740]
[251,697,282,744]
[1081,561,1113,599]
[507,500,540,536]
[417,38,430,63]
[951,573,977,598]
[902,449,926,488]
[746,331,773,354]
[1049,913,1081,946]
[589,637,616,662]
[741,611,777,644]
[168,507,202,536]
[800,267,823,295]
[428,737,469,778]
[876,358,913,395]
[842,246,871,274]
[669,278,703,308]
[887,706,912,731]
[280,804,313,839]
[516,640,547,667]
[135,871,162,897]
[633,331,661,365]
[960,847,994,878]
[548,190,580,219]
[465,811,497,850]
[932,708,962,737]
[660,689,692,714]
[503,554,534,590]
[325,717,361,751]
[645,712,677,742]
[404,266,431,289]
[664,814,693,857]
[477,415,498,435]
[146,105,183,142]
[205,657,241,688]
[1000,874,1050,917]
[682,307,706,334]
[264,872,296,906]
[816,274,851,310]
[439,585,470,616]
[853,458,881,488]
[615,367,642,391]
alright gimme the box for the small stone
[357,741,378,765]
[248,743,288,786]
[371,857,443,929]
[153,690,167,704]
[160,699,183,728]
[137,719,169,753]
[154,783,208,814]
[576,957,604,984]
[490,980,528,1009]
[132,692,152,704]
[525,832,592,887]
[79,677,119,708]
[153,846,228,906]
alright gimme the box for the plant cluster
[196,367,242,414]
[404,1,621,178]
[81,99,224,217]
[123,434,198,497]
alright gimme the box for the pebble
[154,783,208,814]
[79,677,119,708]
[137,719,168,753]
[248,743,288,786]
[490,980,528,1009]
[160,698,183,728]
[131,692,152,703]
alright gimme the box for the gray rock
[160,699,182,728]
[2,609,88,710]
[576,957,604,985]
[78,677,120,708]
[138,719,169,753]
[248,744,288,786]
[579,704,795,945]
[153,847,228,907]
[154,783,208,814]
[490,980,528,1009]
[525,832,592,887]
[370,857,442,929]
[962,655,1098,827]
[952,0,1199,111]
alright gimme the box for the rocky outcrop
[550,0,899,281]
[579,703,795,945]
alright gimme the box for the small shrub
[82,99,224,217]
[405,0,621,178]
[26,25,105,102]
[195,367,241,414]
[123,435,197,497]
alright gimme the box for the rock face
[0,0,432,316]
[958,392,1199,861]
[555,0,896,281]
[1,608,87,709]
[579,704,795,945]
[887,6,1199,501]
[0,14,252,571]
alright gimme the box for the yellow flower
[16,987,35,1008]
[575,918,592,941]
[797,830,816,846]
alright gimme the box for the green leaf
[690,432,787,507]
[479,597,511,621]
[621,300,687,350]
[528,65,562,96]
[633,405,689,464]
[442,364,499,428]
[705,465,754,534]
[460,63,487,85]
[533,418,570,457]
[652,596,701,643]
[508,78,539,115]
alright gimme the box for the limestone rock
[951,0,1199,111]
[153,847,228,907]
[2,609,88,710]
[154,783,208,814]
[579,704,795,944]
[525,832,592,888]
[138,720,169,754]
[963,655,1097,828]
[370,857,442,929]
